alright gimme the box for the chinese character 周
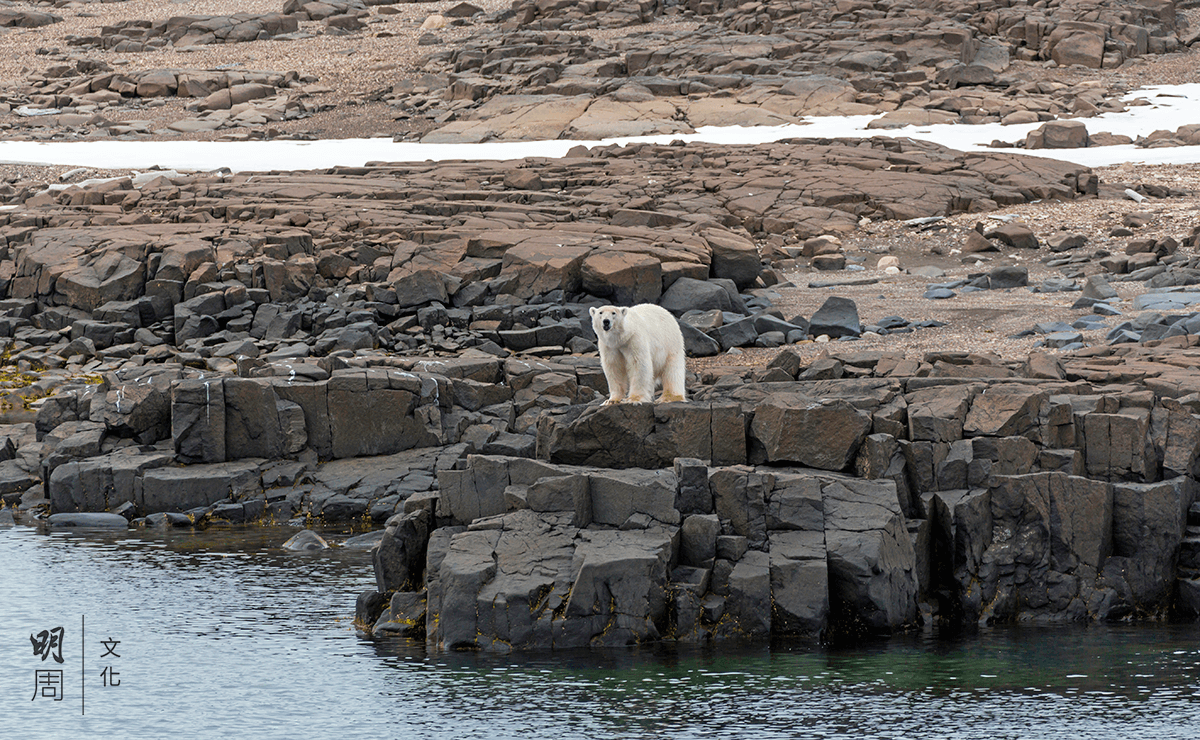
[32,670,63,701]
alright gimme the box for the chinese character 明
[32,670,64,701]
[30,627,65,664]
[100,638,121,659]
[101,666,120,687]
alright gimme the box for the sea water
[2,524,1198,740]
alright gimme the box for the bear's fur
[589,303,687,404]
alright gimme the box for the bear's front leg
[625,347,655,404]
[601,352,628,405]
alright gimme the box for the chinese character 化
[30,627,64,664]
[101,666,120,687]
[32,670,63,701]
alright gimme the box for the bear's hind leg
[658,353,687,403]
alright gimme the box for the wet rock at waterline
[45,512,130,527]
[282,529,330,551]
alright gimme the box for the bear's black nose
[602,320,611,331]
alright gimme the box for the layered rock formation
[351,346,1200,649]
[393,0,1190,142]
[2,1,1194,140]
[0,115,1197,648]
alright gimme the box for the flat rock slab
[46,512,129,527]
[1133,292,1200,311]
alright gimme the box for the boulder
[751,393,871,470]
[808,296,861,338]
[1083,411,1154,481]
[139,461,260,514]
[223,379,283,460]
[963,387,1048,441]
[1104,477,1194,614]
[537,402,746,469]
[659,277,734,315]
[89,376,174,445]
[55,252,146,312]
[496,238,591,299]
[393,269,449,308]
[46,512,129,527]
[983,224,1038,250]
[768,530,829,637]
[425,509,672,651]
[710,467,768,547]
[282,529,330,550]
[680,513,719,567]
[580,252,662,305]
[1051,31,1105,69]
[588,468,679,527]
[374,509,432,593]
[1025,121,1089,149]
[822,478,918,633]
[715,549,772,637]
[703,229,760,289]
[956,473,1110,623]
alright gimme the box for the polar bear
[590,303,687,404]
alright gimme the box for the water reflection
[2,524,1199,740]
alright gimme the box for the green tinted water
[2,524,1197,739]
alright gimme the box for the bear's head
[589,305,625,339]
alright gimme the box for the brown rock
[1051,31,1106,69]
[962,230,997,253]
[963,387,1049,441]
[703,229,760,289]
[497,236,592,299]
[135,70,178,98]
[1046,233,1087,252]
[751,394,872,470]
[580,251,662,305]
[1025,120,1089,149]
[984,222,1039,249]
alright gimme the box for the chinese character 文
[100,638,120,659]
[30,627,65,664]
[32,670,64,701]
[100,637,121,688]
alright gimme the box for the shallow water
[2,523,1198,740]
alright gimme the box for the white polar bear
[589,303,687,405]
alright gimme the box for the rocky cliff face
[346,350,1200,649]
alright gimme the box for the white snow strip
[2,84,1199,172]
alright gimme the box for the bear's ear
[619,307,627,316]
[589,307,596,317]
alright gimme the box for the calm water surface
[2,523,1198,739]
